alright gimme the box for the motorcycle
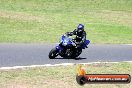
[49,35,90,59]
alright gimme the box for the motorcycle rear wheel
[72,48,82,58]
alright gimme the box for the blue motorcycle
[49,35,90,59]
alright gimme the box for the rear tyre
[49,48,58,59]
[72,48,82,59]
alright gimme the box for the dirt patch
[96,10,132,27]
[42,79,77,88]
[0,11,42,21]
[5,84,29,88]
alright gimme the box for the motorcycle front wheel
[49,48,58,59]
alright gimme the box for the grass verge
[0,62,132,88]
[0,0,132,43]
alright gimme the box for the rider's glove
[66,32,73,36]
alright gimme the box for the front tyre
[49,48,58,59]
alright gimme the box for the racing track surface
[0,43,132,67]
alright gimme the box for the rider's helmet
[77,24,84,35]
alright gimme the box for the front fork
[55,45,63,54]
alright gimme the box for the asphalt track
[0,43,132,67]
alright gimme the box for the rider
[65,24,87,47]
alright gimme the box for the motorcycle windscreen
[61,35,65,41]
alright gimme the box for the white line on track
[0,61,131,70]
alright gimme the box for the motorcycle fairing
[81,40,90,49]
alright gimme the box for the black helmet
[77,24,84,35]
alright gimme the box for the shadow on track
[52,57,87,60]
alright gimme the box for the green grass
[0,62,132,88]
[0,0,132,43]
